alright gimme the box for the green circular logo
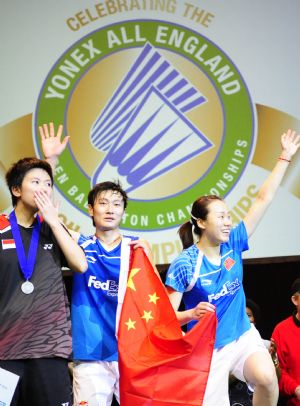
[35,20,255,231]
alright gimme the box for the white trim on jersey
[185,250,203,292]
[115,237,131,335]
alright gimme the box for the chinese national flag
[118,248,217,406]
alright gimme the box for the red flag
[118,248,216,406]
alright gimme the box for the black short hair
[246,298,261,325]
[87,181,128,226]
[5,157,53,206]
[88,181,128,208]
[291,278,300,296]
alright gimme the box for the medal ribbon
[9,211,41,281]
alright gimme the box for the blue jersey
[165,222,251,348]
[72,235,135,361]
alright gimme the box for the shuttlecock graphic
[90,43,213,192]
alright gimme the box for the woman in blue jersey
[165,129,300,406]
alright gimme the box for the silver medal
[21,280,34,294]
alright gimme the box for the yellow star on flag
[149,292,160,304]
[141,310,154,323]
[127,267,141,291]
[125,318,136,331]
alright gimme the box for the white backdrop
[1,0,300,263]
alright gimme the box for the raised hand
[39,122,70,160]
[280,129,300,160]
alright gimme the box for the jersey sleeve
[229,221,249,253]
[78,234,100,250]
[165,251,195,293]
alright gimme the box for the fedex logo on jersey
[88,275,118,296]
[208,278,240,303]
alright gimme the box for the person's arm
[244,129,300,238]
[167,286,215,326]
[39,122,70,169]
[268,338,281,379]
[67,228,81,243]
[271,330,299,398]
[38,123,82,244]
[34,189,87,273]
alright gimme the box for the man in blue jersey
[70,181,154,406]
[39,123,155,406]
